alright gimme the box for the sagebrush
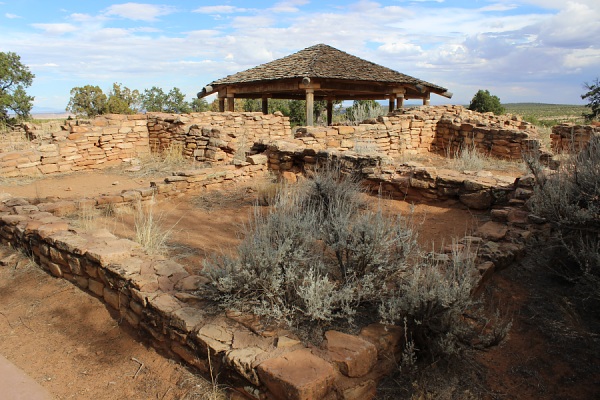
[205,164,507,359]
[527,135,600,298]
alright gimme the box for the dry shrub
[205,163,507,357]
[527,135,600,298]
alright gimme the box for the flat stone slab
[476,221,508,241]
[257,349,336,400]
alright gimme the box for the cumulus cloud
[270,0,310,13]
[103,2,176,21]
[31,23,78,35]
[5,0,600,110]
[5,13,21,19]
[536,2,600,48]
[193,5,247,14]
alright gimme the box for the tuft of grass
[448,144,487,172]
[124,141,199,178]
[133,199,178,256]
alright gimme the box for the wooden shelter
[197,44,452,126]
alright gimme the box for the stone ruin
[0,106,596,399]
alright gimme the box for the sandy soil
[0,249,222,400]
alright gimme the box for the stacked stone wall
[146,111,291,164]
[550,123,600,153]
[294,106,540,161]
[0,115,149,177]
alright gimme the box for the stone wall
[0,115,149,177]
[267,141,523,209]
[0,107,547,178]
[293,106,541,161]
[146,111,291,164]
[550,123,600,153]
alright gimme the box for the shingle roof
[209,44,447,93]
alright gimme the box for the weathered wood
[218,98,225,112]
[227,96,235,112]
[262,97,268,115]
[306,89,314,126]
[326,100,333,126]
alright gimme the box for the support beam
[388,96,395,113]
[423,92,430,106]
[262,96,269,115]
[326,99,333,126]
[218,98,225,112]
[305,89,314,126]
[397,94,405,109]
[227,95,235,112]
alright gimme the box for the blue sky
[1,0,598,112]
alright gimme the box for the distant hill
[500,103,589,125]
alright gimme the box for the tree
[468,89,505,115]
[141,86,191,113]
[0,51,35,121]
[165,87,191,113]
[190,97,209,112]
[66,85,107,117]
[345,100,383,123]
[141,86,168,112]
[106,83,140,114]
[581,78,600,121]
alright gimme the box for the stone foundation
[1,115,149,177]
[293,106,541,161]
[550,123,600,153]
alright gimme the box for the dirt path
[0,249,222,400]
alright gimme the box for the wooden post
[397,94,405,109]
[326,99,333,126]
[218,98,225,112]
[227,95,235,112]
[262,96,269,115]
[388,96,395,113]
[423,92,430,106]
[306,89,314,126]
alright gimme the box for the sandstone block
[257,349,336,400]
[459,190,493,210]
[324,330,377,378]
[196,322,234,354]
[476,221,508,241]
[170,307,204,332]
[88,279,105,297]
[246,154,268,165]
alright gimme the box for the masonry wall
[550,123,600,153]
[294,106,541,161]
[0,115,149,177]
[146,111,291,164]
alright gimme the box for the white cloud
[270,0,310,13]
[103,2,176,21]
[193,5,247,14]
[5,13,21,19]
[31,23,78,35]
[536,1,600,48]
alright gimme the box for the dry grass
[134,199,178,256]
[122,142,204,179]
